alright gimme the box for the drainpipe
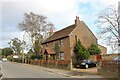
[69,47,73,70]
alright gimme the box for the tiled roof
[42,24,76,44]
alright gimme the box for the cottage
[42,16,106,69]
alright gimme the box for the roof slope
[81,21,97,39]
[42,24,76,44]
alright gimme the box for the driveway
[72,67,98,75]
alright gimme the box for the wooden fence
[25,59,70,69]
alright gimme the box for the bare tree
[18,12,55,51]
[96,6,120,52]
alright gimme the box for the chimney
[75,16,80,26]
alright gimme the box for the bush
[7,56,13,61]
[13,58,22,63]
[30,54,43,60]
[74,39,89,60]
[88,44,101,55]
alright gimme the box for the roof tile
[42,24,76,43]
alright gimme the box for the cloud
[2,0,79,29]
[0,0,79,48]
[78,0,119,6]
[0,0,119,53]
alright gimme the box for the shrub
[30,54,43,60]
[88,44,101,55]
[74,39,89,60]
[13,58,22,63]
[7,56,13,61]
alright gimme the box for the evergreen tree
[74,39,89,61]
[88,44,101,55]
[2,48,13,57]
[33,40,40,54]
[54,43,61,60]
[27,49,34,54]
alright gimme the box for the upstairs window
[60,40,64,46]
[52,42,55,47]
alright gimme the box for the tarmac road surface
[2,62,67,78]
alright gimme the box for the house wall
[60,37,71,60]
[42,17,107,69]
[69,19,97,64]
[42,37,71,60]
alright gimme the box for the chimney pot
[76,16,79,20]
[75,16,80,26]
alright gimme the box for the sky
[0,0,119,53]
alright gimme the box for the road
[1,62,67,78]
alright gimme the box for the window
[60,52,64,60]
[46,43,48,47]
[60,40,64,46]
[53,54,55,60]
[52,42,55,47]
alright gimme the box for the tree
[0,49,2,55]
[30,54,43,60]
[96,6,120,52]
[33,40,41,54]
[8,38,23,54]
[54,43,61,60]
[74,39,89,61]
[18,12,55,50]
[2,48,13,57]
[88,44,101,55]
[27,49,34,54]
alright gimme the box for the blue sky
[0,0,119,53]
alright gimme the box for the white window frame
[52,42,55,47]
[60,52,64,60]
[60,40,64,46]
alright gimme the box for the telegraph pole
[22,32,25,63]
[118,1,120,53]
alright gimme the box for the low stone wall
[89,54,120,62]
[101,54,120,60]
[98,60,120,80]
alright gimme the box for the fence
[25,59,70,70]
[98,60,120,80]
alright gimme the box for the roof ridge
[42,24,76,44]
[54,24,75,33]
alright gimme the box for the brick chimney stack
[75,16,80,26]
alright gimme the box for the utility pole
[22,32,26,63]
[118,1,120,53]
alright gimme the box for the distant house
[42,16,106,68]
[98,45,107,55]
